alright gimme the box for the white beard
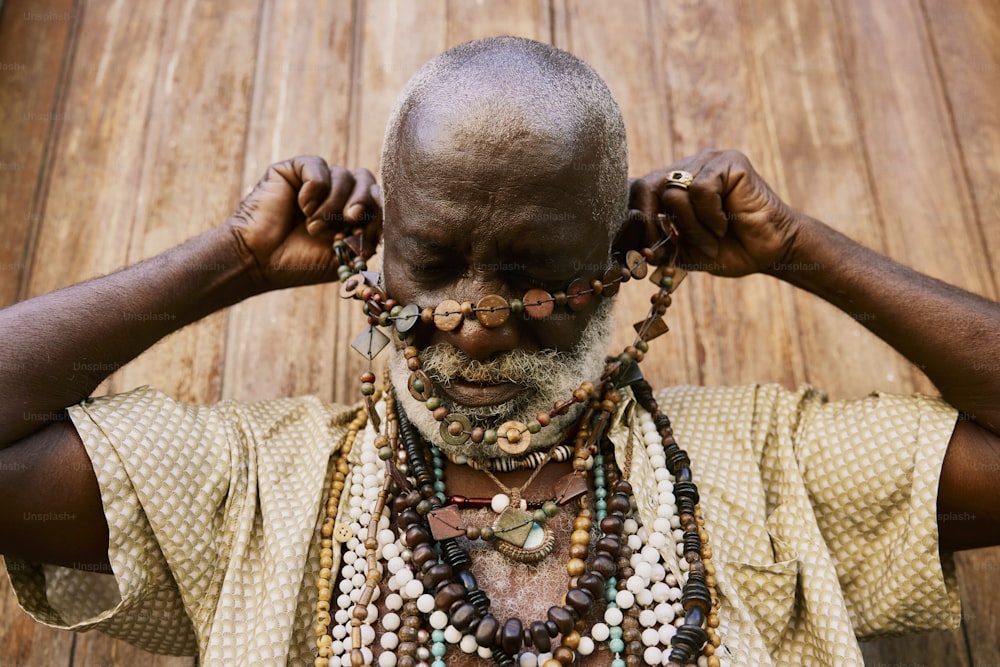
[388,299,616,461]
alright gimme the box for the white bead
[403,578,424,600]
[477,645,493,658]
[643,645,663,665]
[627,575,646,593]
[332,624,347,639]
[604,606,624,625]
[380,631,399,650]
[635,588,654,607]
[360,624,376,645]
[338,578,354,594]
[416,593,435,613]
[628,534,643,551]
[341,564,357,580]
[444,625,463,643]
[387,557,406,574]
[655,602,675,624]
[349,587,362,603]
[615,589,635,609]
[658,623,676,644]
[649,453,666,468]
[335,609,351,624]
[654,467,670,481]
[385,593,403,610]
[673,601,685,616]
[519,652,539,667]
[634,561,653,581]
[378,529,396,546]
[650,563,666,583]
[577,636,595,655]
[343,550,358,564]
[651,582,671,603]
[394,567,413,586]
[647,531,667,550]
[378,650,397,667]
[459,634,478,653]
[491,493,511,513]
[624,518,639,535]
[381,543,400,560]
[591,622,610,641]
[641,545,660,563]
[382,612,401,631]
[537,653,553,664]
[638,609,657,628]
[351,572,366,589]
[641,627,660,646]
[429,610,449,629]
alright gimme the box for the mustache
[419,344,573,386]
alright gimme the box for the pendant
[492,507,556,564]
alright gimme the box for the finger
[289,156,331,219]
[345,169,379,223]
[629,177,659,225]
[656,181,720,260]
[307,166,355,235]
[688,169,729,239]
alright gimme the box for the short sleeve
[4,386,225,654]
[794,390,962,637]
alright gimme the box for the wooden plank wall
[1,0,997,665]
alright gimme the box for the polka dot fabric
[2,383,960,666]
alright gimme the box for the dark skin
[0,129,997,667]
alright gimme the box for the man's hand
[227,156,382,290]
[624,149,801,277]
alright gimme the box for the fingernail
[306,220,324,235]
[347,203,364,220]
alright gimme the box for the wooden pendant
[351,324,390,359]
[553,472,589,505]
[427,505,466,540]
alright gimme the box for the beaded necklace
[313,218,724,666]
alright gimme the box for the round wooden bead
[408,370,433,401]
[496,420,530,455]
[475,294,509,328]
[601,267,622,297]
[523,288,554,319]
[434,300,463,331]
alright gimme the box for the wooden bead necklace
[313,216,724,665]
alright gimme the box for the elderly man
[1,37,998,667]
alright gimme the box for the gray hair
[380,36,628,240]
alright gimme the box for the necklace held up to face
[312,215,724,667]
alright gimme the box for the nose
[428,297,523,362]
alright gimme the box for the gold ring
[666,170,694,189]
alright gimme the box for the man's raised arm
[0,157,380,569]
[626,149,1000,552]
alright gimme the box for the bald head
[380,37,628,240]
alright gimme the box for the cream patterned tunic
[3,384,961,666]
